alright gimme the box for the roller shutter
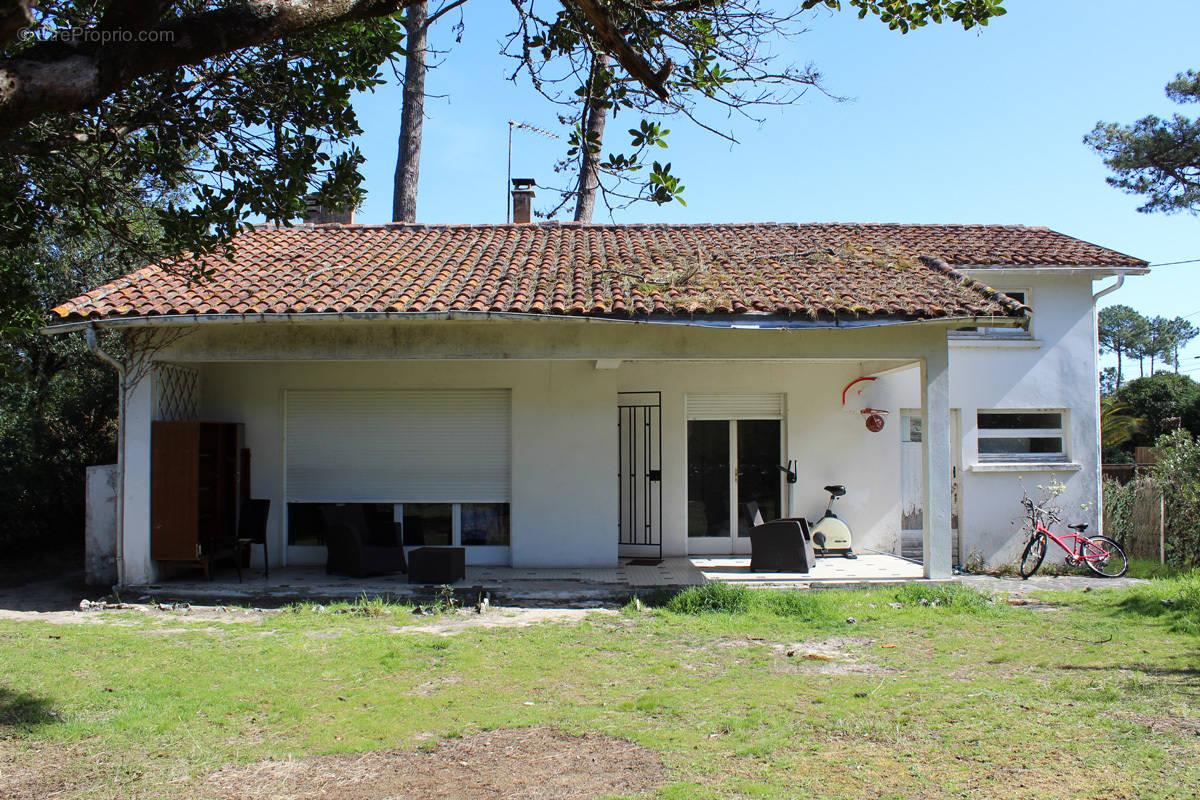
[686,394,784,420]
[285,389,511,503]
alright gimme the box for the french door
[686,418,782,554]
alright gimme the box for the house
[43,219,1146,586]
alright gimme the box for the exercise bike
[810,485,856,558]
[777,463,856,559]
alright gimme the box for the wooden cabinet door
[151,421,200,560]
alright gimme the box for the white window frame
[976,409,1067,464]
[950,287,1031,339]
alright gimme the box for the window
[461,504,511,546]
[977,411,1066,463]
[287,502,510,547]
[902,415,923,443]
[952,289,1029,338]
[402,503,453,547]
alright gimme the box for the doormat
[625,558,663,566]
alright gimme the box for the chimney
[303,194,355,224]
[511,178,535,224]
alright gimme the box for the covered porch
[105,314,961,586]
[123,553,927,607]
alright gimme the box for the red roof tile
[51,223,1141,323]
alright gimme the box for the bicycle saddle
[1067,523,1089,532]
[824,485,846,497]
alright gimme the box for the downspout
[86,327,126,588]
[1092,273,1124,302]
[1090,273,1124,540]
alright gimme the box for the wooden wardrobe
[151,421,243,573]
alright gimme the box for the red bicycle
[1018,495,1128,579]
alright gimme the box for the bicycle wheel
[1081,535,1128,578]
[1019,533,1047,579]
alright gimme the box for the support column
[921,338,953,579]
[121,375,155,585]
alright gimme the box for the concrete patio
[120,553,928,607]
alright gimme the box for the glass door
[687,419,782,554]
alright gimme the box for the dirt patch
[396,607,617,636]
[0,740,92,800]
[771,636,896,676]
[201,727,663,800]
[0,603,269,626]
[1122,712,1200,739]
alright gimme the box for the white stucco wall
[85,464,119,586]
[617,361,908,559]
[885,271,1104,567]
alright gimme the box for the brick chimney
[303,194,355,224]
[511,178,535,224]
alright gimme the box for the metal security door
[618,392,662,558]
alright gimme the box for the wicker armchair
[749,517,816,573]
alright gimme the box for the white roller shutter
[686,394,783,420]
[285,390,510,503]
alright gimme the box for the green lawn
[1,577,1198,799]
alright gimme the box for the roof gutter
[40,309,1027,335]
[85,326,126,589]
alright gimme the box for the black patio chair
[237,498,271,579]
[749,516,816,573]
[324,524,408,578]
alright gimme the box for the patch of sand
[395,607,618,636]
[201,727,663,800]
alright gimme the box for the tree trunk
[573,53,609,224]
[1116,348,1123,386]
[392,0,427,223]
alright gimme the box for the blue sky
[348,0,1200,372]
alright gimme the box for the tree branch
[426,0,470,27]
[570,0,670,100]
[0,0,419,137]
[0,0,33,50]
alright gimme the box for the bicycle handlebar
[1021,496,1059,524]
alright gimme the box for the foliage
[1100,396,1142,451]
[1151,429,1200,566]
[1097,304,1147,385]
[801,0,1007,32]
[1100,366,1119,397]
[1087,69,1200,215]
[1098,306,1196,386]
[1112,372,1200,449]
[3,3,406,272]
[0,203,164,551]
[508,0,1005,220]
[1101,476,1139,548]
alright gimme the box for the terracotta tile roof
[51,223,1140,323]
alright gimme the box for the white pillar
[921,338,953,579]
[121,375,155,584]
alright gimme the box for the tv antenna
[507,120,559,222]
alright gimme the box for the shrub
[1151,429,1200,566]
[1102,475,1140,547]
